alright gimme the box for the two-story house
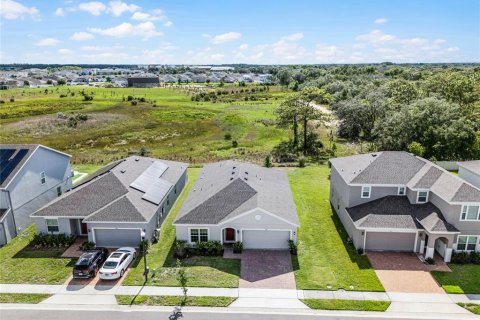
[458,160,480,189]
[0,144,72,245]
[330,151,480,262]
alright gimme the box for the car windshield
[102,261,118,269]
[75,256,92,266]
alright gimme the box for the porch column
[444,247,453,263]
[419,233,426,254]
[425,235,435,260]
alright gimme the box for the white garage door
[93,228,141,248]
[242,230,291,249]
[366,232,416,252]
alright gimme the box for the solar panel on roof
[0,149,29,185]
[142,178,173,205]
[130,161,168,192]
[0,149,15,168]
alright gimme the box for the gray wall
[0,210,16,245]
[8,147,72,233]
[459,167,480,189]
[348,185,399,207]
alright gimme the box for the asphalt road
[0,307,467,320]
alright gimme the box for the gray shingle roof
[32,173,128,218]
[417,212,457,232]
[175,160,299,226]
[32,156,187,223]
[175,178,257,224]
[414,166,443,189]
[0,144,37,188]
[346,196,458,232]
[451,183,480,202]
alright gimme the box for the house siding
[458,167,480,189]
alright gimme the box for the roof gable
[83,196,146,222]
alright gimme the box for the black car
[73,248,109,278]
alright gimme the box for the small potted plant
[233,241,243,254]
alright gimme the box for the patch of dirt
[245,131,257,140]
[5,113,127,137]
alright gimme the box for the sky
[0,0,479,64]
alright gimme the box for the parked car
[73,248,109,278]
[99,247,137,280]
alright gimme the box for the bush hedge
[31,233,76,249]
[451,251,480,265]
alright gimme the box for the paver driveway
[367,252,448,293]
[238,250,296,289]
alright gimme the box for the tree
[407,141,425,157]
[275,95,302,148]
[276,69,292,86]
[387,79,418,105]
[23,80,29,86]
[264,155,272,168]
[176,259,188,306]
[57,79,66,86]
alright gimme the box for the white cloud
[0,0,38,20]
[374,18,387,24]
[446,46,459,52]
[239,44,249,50]
[71,31,95,41]
[78,1,107,16]
[55,7,65,16]
[35,38,60,46]
[58,48,74,55]
[203,32,242,44]
[163,20,173,27]
[315,44,341,61]
[88,21,162,39]
[131,8,173,26]
[271,33,308,61]
[108,1,139,17]
[355,29,396,46]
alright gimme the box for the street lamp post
[141,231,149,282]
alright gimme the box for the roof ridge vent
[135,158,140,161]
[120,169,126,173]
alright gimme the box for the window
[167,197,170,206]
[457,235,478,252]
[190,228,208,243]
[461,205,480,221]
[46,219,59,233]
[417,191,428,203]
[174,186,177,194]
[361,186,371,198]
[40,172,46,184]
[56,186,62,197]
[398,186,406,196]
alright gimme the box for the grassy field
[431,264,480,294]
[123,168,241,288]
[116,295,235,307]
[288,165,384,291]
[302,299,390,311]
[0,225,75,284]
[458,303,480,315]
[0,293,51,304]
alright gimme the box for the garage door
[94,228,141,248]
[366,232,416,252]
[242,230,290,249]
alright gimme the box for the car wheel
[120,269,124,278]
[133,253,137,259]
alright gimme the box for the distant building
[127,77,160,88]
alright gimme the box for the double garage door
[242,230,291,249]
[365,232,416,252]
[94,228,141,248]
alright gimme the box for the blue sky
[1,0,479,64]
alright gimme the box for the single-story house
[174,160,299,249]
[458,160,480,189]
[32,156,187,248]
[0,144,72,245]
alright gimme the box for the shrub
[224,133,232,140]
[233,241,243,254]
[298,156,306,168]
[174,240,189,259]
[80,241,96,251]
[288,240,297,255]
[10,98,15,102]
[131,100,137,105]
[187,241,224,256]
[32,233,76,249]
[425,257,435,265]
[264,155,272,168]
[127,95,134,101]
[451,251,471,264]
[232,140,238,148]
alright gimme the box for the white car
[99,247,137,280]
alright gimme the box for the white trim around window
[188,227,209,243]
[45,218,59,233]
[361,186,371,199]
[416,190,429,203]
[460,204,480,221]
[456,235,479,252]
[397,186,406,196]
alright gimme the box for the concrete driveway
[237,250,296,289]
[367,252,448,293]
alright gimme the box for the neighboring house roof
[346,196,458,232]
[32,156,187,223]
[0,144,71,189]
[458,160,480,175]
[331,151,480,203]
[174,160,299,226]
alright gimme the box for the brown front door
[225,228,235,242]
[80,222,88,235]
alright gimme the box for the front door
[225,228,235,242]
[80,222,88,235]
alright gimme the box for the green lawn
[0,225,75,284]
[432,264,480,294]
[288,165,384,291]
[302,299,390,311]
[123,168,241,288]
[71,164,103,175]
[458,303,480,315]
[0,293,51,304]
[116,295,235,307]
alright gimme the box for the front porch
[418,231,457,263]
